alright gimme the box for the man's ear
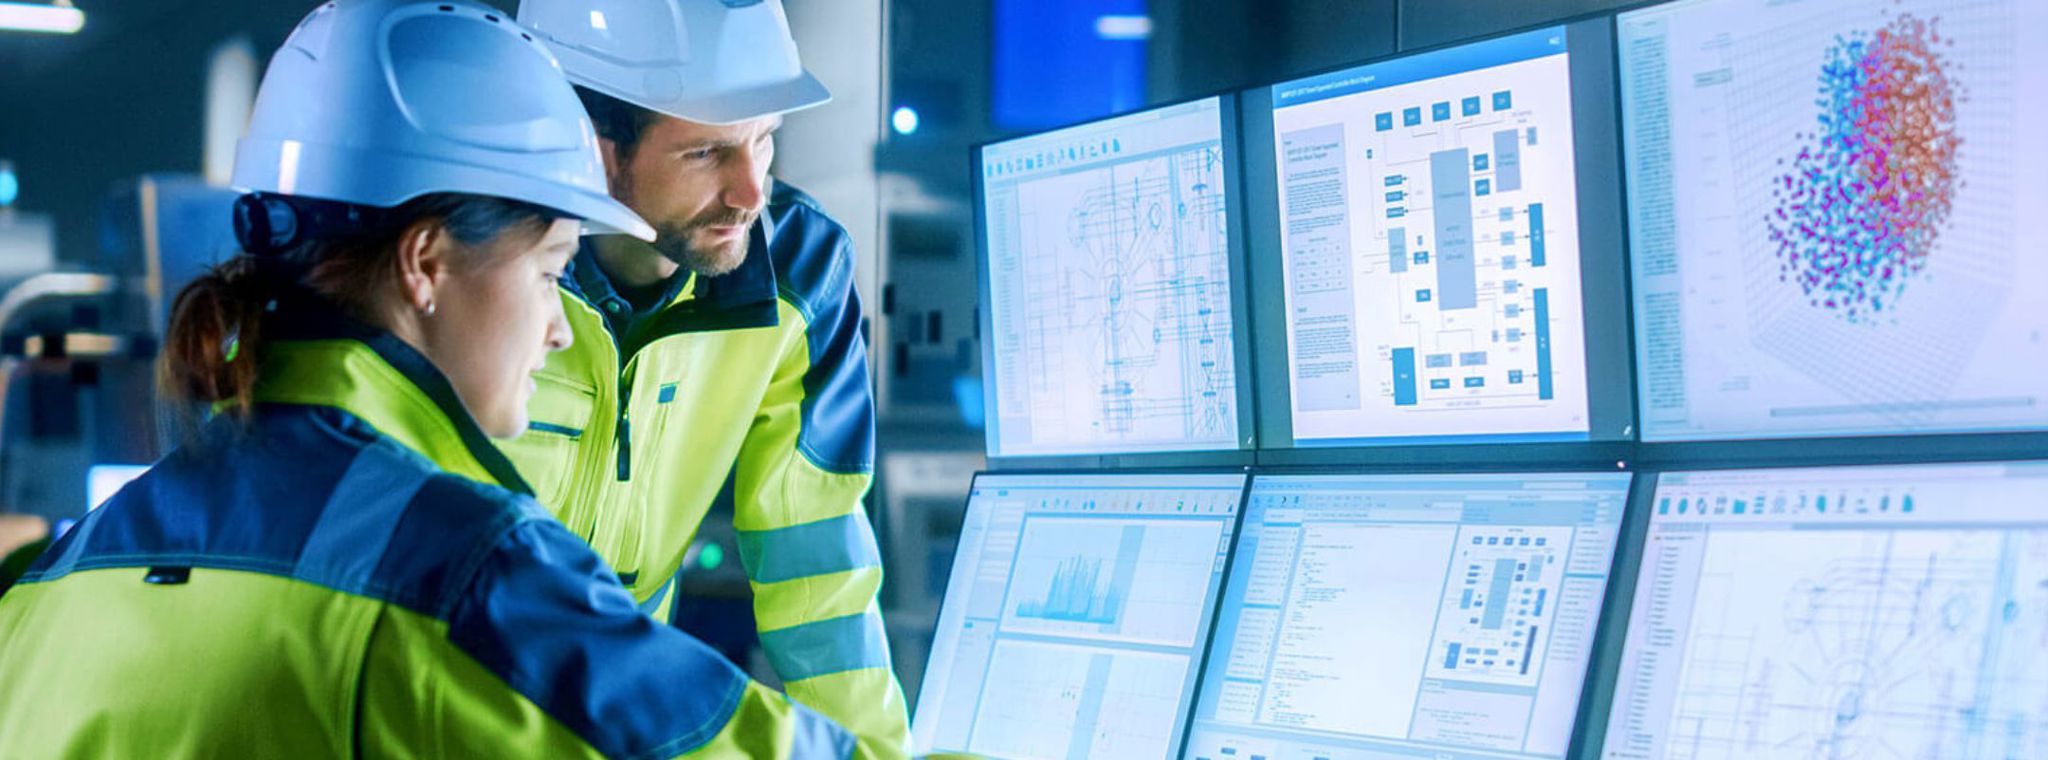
[597,136,623,191]
[393,218,450,314]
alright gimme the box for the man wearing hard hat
[505,1,909,757]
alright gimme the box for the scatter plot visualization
[1621,0,2048,442]
[1769,13,1962,324]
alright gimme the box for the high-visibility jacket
[497,182,908,758]
[0,297,854,759]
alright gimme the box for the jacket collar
[250,291,533,495]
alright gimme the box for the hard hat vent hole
[485,14,499,23]
[437,5,453,11]
[386,14,583,153]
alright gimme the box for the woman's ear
[393,218,450,316]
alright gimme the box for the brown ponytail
[156,254,274,419]
[155,193,563,427]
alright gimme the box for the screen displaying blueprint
[913,472,1247,760]
[1185,472,1632,760]
[1262,26,1623,447]
[1602,462,2048,759]
[979,97,1247,457]
[1620,0,2048,441]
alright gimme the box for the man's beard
[613,166,757,277]
[650,210,755,277]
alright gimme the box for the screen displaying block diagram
[1601,462,2048,760]
[980,97,1245,458]
[1184,472,1632,760]
[1269,27,1596,446]
[1620,0,2048,441]
[913,472,1247,760]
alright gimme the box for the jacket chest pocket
[496,372,598,532]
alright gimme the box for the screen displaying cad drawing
[1603,462,2048,759]
[913,472,1246,760]
[1620,0,2048,441]
[1185,472,1632,760]
[1268,27,1604,446]
[979,98,1245,457]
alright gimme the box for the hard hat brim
[232,137,656,242]
[552,186,659,242]
[572,66,833,126]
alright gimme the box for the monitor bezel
[974,93,1263,468]
[1243,17,1642,462]
[1176,466,1641,760]
[1611,0,2048,449]
[1576,455,2048,758]
[911,467,1257,758]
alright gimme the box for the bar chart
[1015,554,1125,626]
[1001,516,1224,647]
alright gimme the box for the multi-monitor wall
[941,0,2048,758]
[973,0,2048,466]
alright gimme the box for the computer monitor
[976,96,1252,458]
[913,471,1248,759]
[1245,20,1635,449]
[1600,461,2048,758]
[1185,471,1634,760]
[1619,0,2048,442]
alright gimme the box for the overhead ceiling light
[891,106,920,136]
[0,1,85,35]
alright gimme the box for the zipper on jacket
[614,415,631,481]
[614,367,634,481]
[568,271,680,485]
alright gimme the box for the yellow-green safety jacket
[496,182,908,758]
[0,296,855,759]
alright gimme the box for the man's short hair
[576,86,661,158]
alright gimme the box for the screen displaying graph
[1267,27,1600,446]
[1184,473,1631,760]
[1620,0,2048,441]
[970,641,1190,760]
[1002,517,1222,646]
[980,97,1246,457]
[914,473,1246,760]
[1016,555,1123,625]
[1602,462,2048,759]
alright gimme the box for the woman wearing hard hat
[0,1,854,757]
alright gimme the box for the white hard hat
[518,0,831,125]
[232,0,654,241]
